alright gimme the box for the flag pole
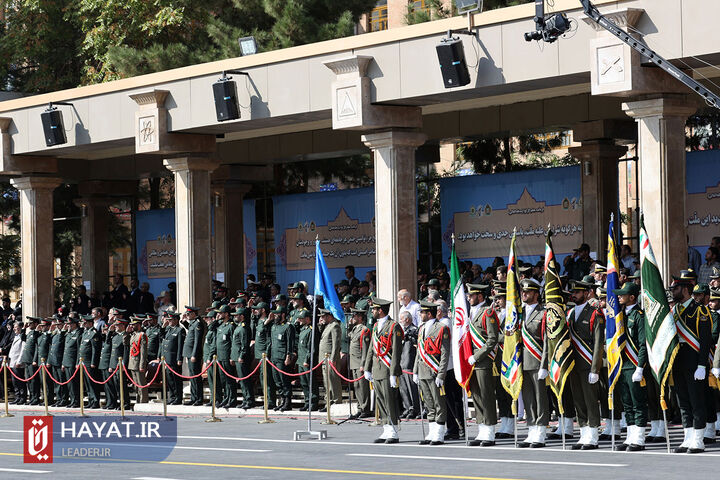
[513,400,518,448]
[610,393,615,451]
[463,389,469,446]
[662,408,671,453]
[560,413,566,450]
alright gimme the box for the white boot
[474,424,486,441]
[573,426,588,449]
[432,423,446,445]
[421,422,435,444]
[647,420,658,440]
[564,417,575,437]
[675,427,693,453]
[534,425,547,446]
[521,425,535,446]
[704,422,715,442]
[485,423,496,445]
[716,412,720,433]
[620,412,627,430]
[385,423,399,442]
[498,417,513,437]
[600,418,611,437]
[583,427,599,449]
[623,425,634,445]
[633,425,646,447]
[689,428,705,453]
[655,419,666,440]
[375,424,390,442]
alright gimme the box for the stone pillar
[10,177,62,318]
[622,95,697,282]
[164,157,220,310]
[362,130,426,318]
[75,197,112,293]
[213,181,251,293]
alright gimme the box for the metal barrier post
[161,357,168,418]
[0,358,12,418]
[79,358,87,417]
[40,358,49,416]
[119,356,125,418]
[322,354,336,425]
[205,355,222,423]
[258,353,274,424]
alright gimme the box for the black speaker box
[41,109,67,146]
[436,38,471,88]
[213,80,240,122]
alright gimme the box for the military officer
[289,293,309,326]
[518,279,549,448]
[182,306,205,406]
[99,318,117,409]
[79,314,102,408]
[34,319,52,404]
[671,270,713,453]
[109,316,131,410]
[20,317,41,405]
[231,307,255,408]
[466,284,499,446]
[491,286,515,439]
[216,305,237,408]
[48,317,67,406]
[145,313,162,361]
[354,281,374,326]
[62,316,82,408]
[202,311,218,406]
[269,306,296,411]
[161,312,186,405]
[318,308,342,410]
[296,310,320,411]
[348,307,372,418]
[612,282,648,451]
[567,279,605,450]
[364,298,404,443]
[128,317,149,403]
[413,300,451,445]
[252,302,276,406]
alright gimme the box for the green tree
[0,183,20,293]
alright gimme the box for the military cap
[597,287,607,299]
[573,243,591,252]
[232,307,249,318]
[350,307,368,314]
[207,301,221,311]
[216,305,232,314]
[318,308,332,315]
[66,316,81,324]
[613,282,640,297]
[273,294,288,302]
[111,308,127,315]
[236,298,247,306]
[185,306,200,312]
[710,288,720,301]
[520,278,541,291]
[204,311,216,318]
[114,317,129,324]
[297,310,312,319]
[419,300,438,312]
[292,282,304,289]
[341,294,354,304]
[493,280,507,287]
[492,289,507,299]
[251,302,269,311]
[129,317,143,325]
[146,312,158,319]
[370,298,393,308]
[518,265,532,273]
[693,283,710,295]
[51,316,63,325]
[426,278,440,287]
[466,283,490,294]
[628,271,640,280]
[337,279,350,287]
[165,312,181,319]
[581,274,598,285]
[358,281,369,288]
[270,305,287,315]
[236,289,247,296]
[40,318,52,326]
[25,316,41,323]
[593,264,607,274]
[710,267,720,280]
[672,269,697,283]
[81,314,95,321]
[292,292,306,300]
[570,279,594,291]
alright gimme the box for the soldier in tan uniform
[348,307,372,418]
[364,298,404,443]
[413,300,451,445]
[318,308,342,409]
[127,317,149,403]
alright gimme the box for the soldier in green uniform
[414,300,451,445]
[268,306,296,411]
[79,314,102,408]
[20,317,41,405]
[612,282,648,451]
[348,307,372,418]
[567,279,606,450]
[252,302,276,406]
[109,316,131,410]
[62,316,82,408]
[34,319,52,404]
[289,294,308,326]
[48,317,67,406]
[99,319,117,409]
[364,298,404,443]
[202,311,218,406]
[182,306,205,406]
[296,310,319,411]
[671,271,713,453]
[161,312,186,405]
[466,284,499,447]
[216,305,237,408]
[340,295,354,358]
[354,281,374,327]
[145,313,163,361]
[231,307,255,408]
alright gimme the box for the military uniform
[47,323,66,406]
[253,305,276,405]
[78,319,102,407]
[182,307,205,405]
[35,324,52,404]
[467,301,499,445]
[20,320,41,404]
[297,313,320,410]
[161,321,186,405]
[216,313,237,408]
[145,320,163,361]
[203,315,219,406]
[413,302,451,445]
[62,321,83,407]
[109,322,131,409]
[231,309,255,408]
[269,310,296,411]
[319,314,342,405]
[99,329,117,408]
[348,315,371,416]
[128,321,149,403]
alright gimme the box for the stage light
[238,36,258,56]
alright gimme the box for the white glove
[537,369,548,380]
[467,355,476,365]
[712,367,720,379]
[694,365,706,381]
[435,376,444,388]
[631,367,644,383]
[588,372,599,384]
[364,371,373,382]
[389,375,398,388]
[413,373,419,384]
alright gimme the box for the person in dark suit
[398,310,420,419]
[130,282,155,315]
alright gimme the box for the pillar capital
[163,156,220,173]
[361,130,427,150]
[568,140,628,161]
[10,176,62,191]
[622,95,698,119]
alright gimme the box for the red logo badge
[23,416,53,463]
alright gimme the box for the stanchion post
[40,358,49,417]
[1,357,12,418]
[79,357,87,417]
[321,354,337,425]
[258,353,274,424]
[119,356,125,418]
[161,357,168,418]
[205,355,222,423]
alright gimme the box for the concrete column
[75,197,112,293]
[213,181,251,293]
[362,130,426,318]
[568,140,627,260]
[10,177,62,318]
[164,157,220,310]
[622,95,697,282]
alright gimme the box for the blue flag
[605,214,626,404]
[314,240,345,322]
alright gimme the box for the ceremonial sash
[521,320,542,362]
[130,333,146,357]
[675,315,701,353]
[624,334,640,367]
[469,316,496,360]
[418,326,443,373]
[568,315,593,366]
[372,324,393,368]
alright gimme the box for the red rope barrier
[328,361,363,383]
[7,364,43,382]
[121,363,162,389]
[82,363,119,385]
[265,358,324,377]
[215,359,262,381]
[402,370,413,375]
[164,360,212,379]
[41,365,79,386]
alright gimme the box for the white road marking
[0,430,22,433]
[0,467,52,473]
[347,453,627,467]
[132,477,185,480]
[0,438,21,442]
[173,446,270,453]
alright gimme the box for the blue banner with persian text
[439,166,582,268]
[273,188,376,291]
[686,150,720,257]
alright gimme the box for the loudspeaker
[436,38,471,88]
[41,109,67,147]
[213,80,239,122]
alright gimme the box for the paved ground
[0,407,717,480]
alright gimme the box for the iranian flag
[450,238,473,391]
[639,217,679,409]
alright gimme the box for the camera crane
[525,0,720,108]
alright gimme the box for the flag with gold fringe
[605,213,626,407]
[501,230,523,406]
[544,227,574,414]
